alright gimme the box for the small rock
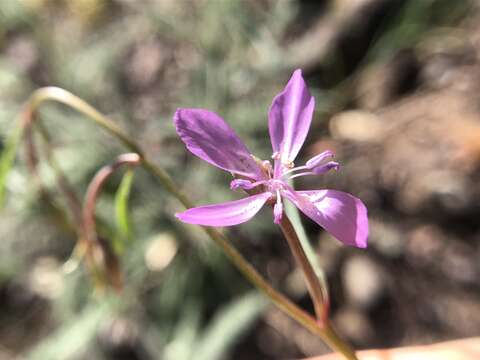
[285,268,308,298]
[342,255,385,309]
[368,218,404,258]
[144,232,178,272]
[333,307,375,345]
[406,225,445,268]
[329,110,384,143]
[441,243,478,285]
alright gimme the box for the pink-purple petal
[175,192,272,227]
[174,108,264,179]
[268,69,315,176]
[283,189,368,248]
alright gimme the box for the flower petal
[268,69,315,176]
[283,189,368,248]
[174,108,264,179]
[175,192,272,227]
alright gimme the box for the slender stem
[34,121,84,225]
[284,192,330,314]
[279,214,357,360]
[28,87,144,156]
[83,153,141,242]
[279,214,329,323]
[320,322,359,360]
[11,87,358,359]
[81,153,141,292]
[22,125,76,233]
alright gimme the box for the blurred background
[1,0,480,359]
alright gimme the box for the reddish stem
[82,153,141,242]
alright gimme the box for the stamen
[230,179,267,191]
[280,151,335,178]
[282,158,295,169]
[288,171,314,180]
[305,150,334,169]
[312,161,340,174]
[281,165,309,178]
[287,162,340,180]
[273,190,283,224]
[261,160,273,178]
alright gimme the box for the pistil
[273,189,283,224]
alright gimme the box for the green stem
[28,87,144,156]
[284,191,330,307]
[279,214,329,323]
[279,215,357,360]
[34,121,84,225]
[6,87,357,359]
[22,124,76,234]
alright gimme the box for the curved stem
[83,153,141,242]
[81,153,141,292]
[28,87,144,156]
[9,87,357,359]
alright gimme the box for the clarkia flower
[174,70,368,248]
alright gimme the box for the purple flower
[173,70,368,248]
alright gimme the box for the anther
[305,150,334,169]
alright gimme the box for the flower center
[265,179,285,192]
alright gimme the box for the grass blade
[114,168,135,253]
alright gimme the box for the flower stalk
[81,153,141,292]
[279,213,329,323]
[278,213,357,359]
[1,86,359,359]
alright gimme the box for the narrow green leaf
[114,168,134,253]
[193,292,266,360]
[0,123,24,207]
